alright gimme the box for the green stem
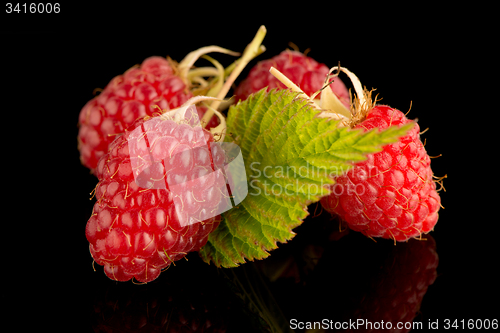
[200,25,267,127]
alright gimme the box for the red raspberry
[85,104,229,283]
[78,56,219,173]
[321,105,441,242]
[234,50,350,107]
[264,63,443,242]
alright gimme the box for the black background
[2,3,497,332]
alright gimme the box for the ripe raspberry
[85,102,230,283]
[320,105,442,242]
[78,55,221,173]
[267,64,443,242]
[234,50,350,108]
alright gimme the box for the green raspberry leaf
[199,89,413,268]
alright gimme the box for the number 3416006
[444,319,498,330]
[6,3,60,13]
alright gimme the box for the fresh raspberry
[78,56,219,173]
[85,104,229,283]
[344,235,439,332]
[234,50,350,108]
[263,63,443,242]
[321,105,441,242]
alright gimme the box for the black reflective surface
[83,207,440,332]
[77,201,497,332]
[5,7,498,332]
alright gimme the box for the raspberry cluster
[80,27,444,283]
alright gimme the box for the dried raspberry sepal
[269,66,351,125]
[200,25,267,126]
